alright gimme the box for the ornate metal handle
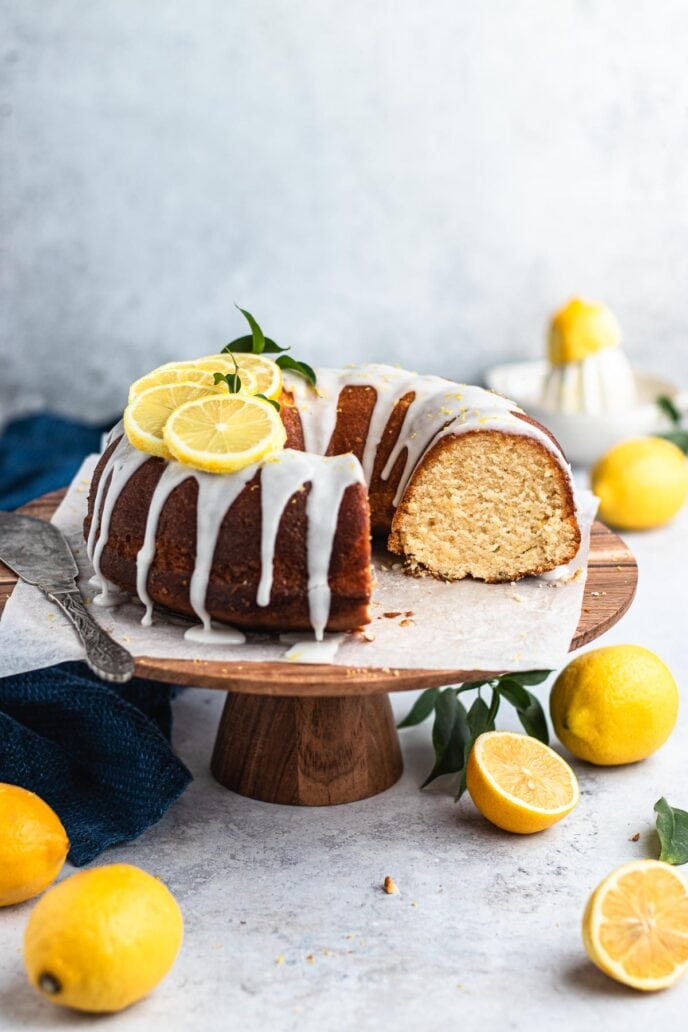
[46,589,135,683]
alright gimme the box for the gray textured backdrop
[2,0,688,421]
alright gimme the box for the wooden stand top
[0,489,638,697]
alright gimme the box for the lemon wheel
[124,381,222,458]
[128,367,216,403]
[163,393,287,473]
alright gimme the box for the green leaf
[496,679,531,710]
[276,354,317,387]
[503,670,552,687]
[455,692,499,800]
[255,393,281,412]
[223,334,289,355]
[657,394,682,426]
[660,430,688,455]
[516,690,549,744]
[398,687,440,729]
[235,305,266,354]
[654,797,688,865]
[420,690,468,788]
[213,370,242,394]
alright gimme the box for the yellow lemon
[0,784,69,906]
[548,298,622,365]
[465,731,579,834]
[163,393,287,473]
[128,366,216,403]
[24,863,183,1013]
[158,355,258,394]
[591,437,688,530]
[582,860,688,991]
[123,381,223,458]
[550,645,678,765]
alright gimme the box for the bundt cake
[84,364,581,640]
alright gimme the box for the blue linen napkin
[0,411,114,510]
[0,663,192,866]
[0,414,192,865]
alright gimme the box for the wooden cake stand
[1,489,638,807]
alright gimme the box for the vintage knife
[0,511,134,683]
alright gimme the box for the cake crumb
[629,832,640,842]
[383,875,398,895]
[275,954,285,965]
[360,629,376,642]
[405,610,415,617]
[399,618,415,628]
[511,592,524,603]
[383,611,402,619]
[306,953,315,964]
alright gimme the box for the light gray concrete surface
[0,493,687,1029]
[2,1,688,424]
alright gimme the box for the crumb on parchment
[383,875,398,894]
[630,832,640,842]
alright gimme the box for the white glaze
[279,633,346,664]
[183,623,247,645]
[88,364,577,641]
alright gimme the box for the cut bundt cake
[84,363,581,640]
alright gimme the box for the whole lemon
[548,298,622,365]
[0,784,69,906]
[591,437,688,530]
[24,863,183,1013]
[550,645,679,765]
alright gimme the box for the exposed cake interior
[389,431,580,582]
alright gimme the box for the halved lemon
[465,731,579,834]
[128,367,216,403]
[163,394,287,473]
[124,381,222,458]
[582,860,688,991]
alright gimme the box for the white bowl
[484,360,687,467]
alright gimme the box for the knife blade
[0,511,134,683]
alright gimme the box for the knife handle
[46,590,135,683]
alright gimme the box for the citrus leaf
[496,680,531,710]
[455,691,499,800]
[235,305,266,354]
[656,394,681,426]
[660,430,688,454]
[515,690,549,744]
[654,797,688,865]
[222,334,289,355]
[398,687,440,728]
[276,354,317,387]
[504,670,552,687]
[255,393,281,412]
[420,690,468,788]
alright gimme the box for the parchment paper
[0,455,598,677]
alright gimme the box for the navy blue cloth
[0,414,192,865]
[0,411,114,510]
[0,663,192,866]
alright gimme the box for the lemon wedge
[124,381,222,458]
[582,860,688,991]
[163,394,287,473]
[465,730,579,834]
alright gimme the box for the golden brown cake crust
[84,436,372,633]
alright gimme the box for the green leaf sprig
[656,394,688,454]
[654,797,688,865]
[213,369,280,412]
[222,305,317,388]
[398,670,551,800]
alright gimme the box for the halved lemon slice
[583,860,688,991]
[163,394,287,473]
[128,367,216,403]
[154,356,258,395]
[124,382,222,458]
[465,730,579,834]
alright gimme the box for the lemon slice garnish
[465,730,579,834]
[124,381,222,458]
[230,353,283,400]
[153,356,258,394]
[128,367,216,404]
[582,860,688,991]
[163,394,287,473]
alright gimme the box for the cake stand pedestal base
[210,692,403,805]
